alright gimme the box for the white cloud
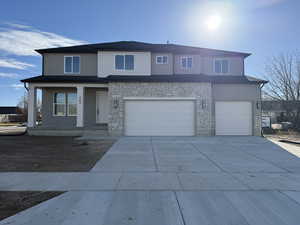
[0,58,34,69]
[10,84,23,90]
[0,83,24,90]
[0,23,87,56]
[3,22,32,29]
[0,72,20,78]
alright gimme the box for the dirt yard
[0,191,63,220]
[265,131,300,143]
[0,135,115,172]
[0,135,116,220]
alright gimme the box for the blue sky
[0,0,299,106]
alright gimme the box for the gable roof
[36,41,251,57]
[21,74,267,84]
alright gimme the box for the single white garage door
[215,101,252,135]
[125,99,195,136]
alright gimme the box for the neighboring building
[262,100,300,124]
[0,107,21,122]
[21,41,267,136]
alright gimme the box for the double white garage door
[124,99,252,136]
[125,99,195,136]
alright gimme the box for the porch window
[53,93,66,116]
[115,55,134,70]
[67,93,77,116]
[64,56,80,74]
[53,92,77,116]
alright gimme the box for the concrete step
[83,129,109,137]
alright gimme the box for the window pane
[125,55,134,70]
[54,93,65,104]
[73,56,80,73]
[215,60,221,73]
[222,60,228,73]
[54,104,65,116]
[65,57,72,73]
[68,104,77,116]
[182,58,187,68]
[187,57,192,68]
[157,56,162,63]
[67,93,77,104]
[115,55,124,70]
[163,56,168,64]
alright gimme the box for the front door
[96,91,109,123]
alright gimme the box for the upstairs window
[156,56,168,64]
[115,55,134,70]
[64,56,80,74]
[215,59,229,74]
[181,56,193,69]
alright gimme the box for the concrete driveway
[2,136,300,225]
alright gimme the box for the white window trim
[53,92,78,117]
[156,55,168,64]
[180,56,193,69]
[214,58,230,74]
[53,93,66,117]
[114,54,135,71]
[67,93,77,117]
[64,56,80,74]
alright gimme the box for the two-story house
[21,41,267,136]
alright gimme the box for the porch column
[76,86,85,127]
[27,84,37,127]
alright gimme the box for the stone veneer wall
[108,82,213,136]
[254,101,262,136]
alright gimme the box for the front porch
[27,82,109,136]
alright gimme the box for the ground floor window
[53,92,77,116]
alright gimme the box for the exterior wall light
[201,99,207,109]
[113,97,119,109]
[256,101,260,109]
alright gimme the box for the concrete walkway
[2,136,300,224]
[1,190,300,225]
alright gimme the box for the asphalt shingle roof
[36,41,251,57]
[21,74,268,84]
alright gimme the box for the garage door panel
[216,101,252,135]
[125,100,195,136]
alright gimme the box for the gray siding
[41,88,77,129]
[151,53,173,75]
[213,84,260,101]
[41,87,105,129]
[212,84,261,136]
[43,53,97,76]
[203,57,244,76]
[174,55,202,74]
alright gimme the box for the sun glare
[205,15,222,31]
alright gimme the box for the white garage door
[125,99,195,136]
[215,101,252,135]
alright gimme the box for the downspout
[24,82,28,92]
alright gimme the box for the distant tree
[17,92,28,121]
[264,52,300,129]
